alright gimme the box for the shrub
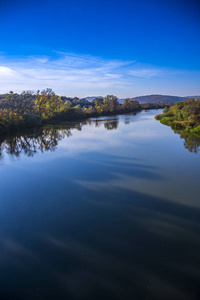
[160,117,175,126]
[22,114,42,127]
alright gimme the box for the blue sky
[0,0,200,97]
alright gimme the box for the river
[0,109,200,300]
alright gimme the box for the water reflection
[0,117,122,160]
[0,119,92,159]
[104,119,119,130]
[0,127,72,158]
[0,110,200,300]
[0,113,200,160]
[173,129,200,154]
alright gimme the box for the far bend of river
[0,109,200,300]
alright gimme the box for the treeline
[0,89,170,135]
[155,99,200,136]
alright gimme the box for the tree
[14,91,36,114]
[103,95,118,112]
[96,105,103,113]
[35,91,47,117]
[123,98,131,110]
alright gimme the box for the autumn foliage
[0,89,170,135]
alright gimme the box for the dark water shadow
[67,152,163,182]
[0,182,200,300]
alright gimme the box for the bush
[172,121,186,130]
[22,114,42,127]
[160,117,175,126]
[155,114,163,120]
[190,125,200,134]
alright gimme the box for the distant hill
[131,95,200,104]
[86,95,200,104]
[86,96,103,101]
[186,96,200,99]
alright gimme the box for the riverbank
[0,90,173,137]
[0,104,169,137]
[155,99,200,137]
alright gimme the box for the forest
[0,89,170,136]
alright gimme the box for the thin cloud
[0,52,134,94]
[0,66,19,77]
[129,69,160,79]
[0,51,199,96]
[30,56,49,64]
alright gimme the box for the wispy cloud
[0,66,19,77]
[0,52,135,95]
[0,51,199,97]
[129,68,160,79]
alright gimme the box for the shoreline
[0,107,163,138]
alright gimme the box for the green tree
[103,95,118,112]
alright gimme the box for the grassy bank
[155,99,200,137]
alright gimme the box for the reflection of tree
[1,127,72,158]
[124,116,131,125]
[1,115,199,160]
[0,117,109,160]
[0,119,92,159]
[94,120,101,128]
[104,119,119,130]
[174,130,200,153]
[0,116,121,160]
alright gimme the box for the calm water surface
[0,109,200,300]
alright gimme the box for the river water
[0,109,200,300]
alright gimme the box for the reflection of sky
[0,109,200,299]
[0,109,200,209]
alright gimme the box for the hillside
[131,95,200,104]
[86,95,200,104]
